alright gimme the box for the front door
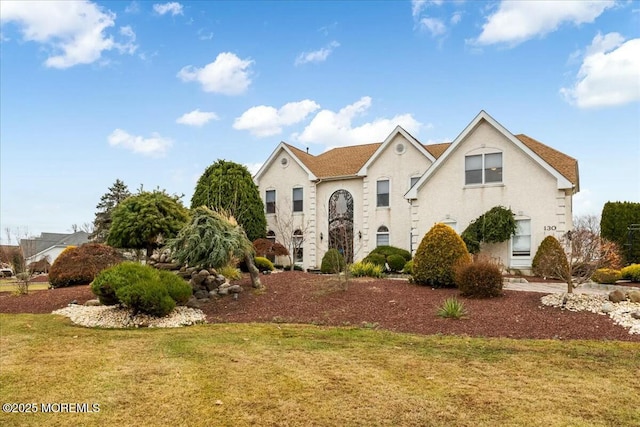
[328,190,354,263]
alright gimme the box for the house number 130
[544,225,557,231]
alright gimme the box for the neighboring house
[254,111,579,274]
[20,231,90,266]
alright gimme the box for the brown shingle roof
[515,134,579,187]
[283,133,578,189]
[285,143,381,178]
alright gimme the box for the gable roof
[20,231,89,259]
[405,110,578,199]
[284,142,381,179]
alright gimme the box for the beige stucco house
[254,110,579,273]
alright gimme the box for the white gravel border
[52,305,206,328]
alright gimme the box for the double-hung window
[292,188,303,212]
[377,179,389,207]
[465,152,503,185]
[265,190,276,214]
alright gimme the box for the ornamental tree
[191,160,266,242]
[107,190,189,259]
[168,207,262,288]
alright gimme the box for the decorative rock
[186,296,200,309]
[208,290,219,298]
[609,290,626,303]
[218,287,229,296]
[198,269,210,277]
[628,290,640,303]
[601,302,615,313]
[631,311,640,320]
[84,299,101,306]
[229,285,243,294]
[154,262,180,270]
[194,289,209,300]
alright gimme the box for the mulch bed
[1,272,637,342]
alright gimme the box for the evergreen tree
[91,179,131,243]
[191,160,266,242]
[107,190,189,259]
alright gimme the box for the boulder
[601,302,615,313]
[229,285,243,294]
[631,311,640,320]
[186,296,200,309]
[627,290,640,303]
[194,289,209,300]
[198,269,210,278]
[84,299,101,306]
[608,290,626,303]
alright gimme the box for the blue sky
[1,0,639,243]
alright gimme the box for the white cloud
[0,0,137,68]
[176,109,219,126]
[244,162,264,176]
[411,0,443,18]
[153,2,183,16]
[124,1,140,14]
[293,97,423,148]
[450,11,462,25]
[177,52,253,95]
[295,41,340,66]
[108,129,172,157]
[419,17,446,37]
[561,33,640,108]
[474,0,615,46]
[234,100,321,137]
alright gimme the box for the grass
[0,278,49,293]
[1,314,639,426]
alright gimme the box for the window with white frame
[442,220,457,233]
[376,225,389,247]
[266,230,276,262]
[293,229,303,263]
[465,152,503,185]
[377,179,389,207]
[512,219,531,257]
[292,187,303,212]
[265,190,276,214]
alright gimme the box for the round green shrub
[254,256,275,272]
[620,264,640,282]
[321,248,346,273]
[402,260,414,274]
[158,270,191,305]
[532,236,569,280]
[455,258,504,298]
[591,268,621,284]
[387,254,406,273]
[49,243,124,288]
[91,262,157,305]
[363,253,386,267]
[369,246,412,262]
[413,223,471,288]
[116,281,176,317]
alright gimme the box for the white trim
[254,143,317,184]
[405,110,574,199]
[358,126,436,176]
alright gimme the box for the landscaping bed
[0,271,637,341]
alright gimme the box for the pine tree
[91,179,131,243]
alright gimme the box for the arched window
[376,225,389,247]
[266,230,276,262]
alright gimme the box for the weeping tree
[461,206,517,254]
[191,160,267,242]
[168,207,262,289]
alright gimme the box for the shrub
[116,281,176,317]
[363,253,386,267]
[321,249,346,274]
[621,264,640,282]
[387,254,406,273]
[218,264,243,281]
[369,246,412,262]
[350,262,384,278]
[402,260,414,274]
[254,256,275,272]
[413,223,472,288]
[591,268,621,284]
[50,243,124,288]
[158,270,191,305]
[532,236,569,280]
[91,262,157,306]
[436,298,467,319]
[455,257,503,298]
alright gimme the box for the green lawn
[1,314,638,426]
